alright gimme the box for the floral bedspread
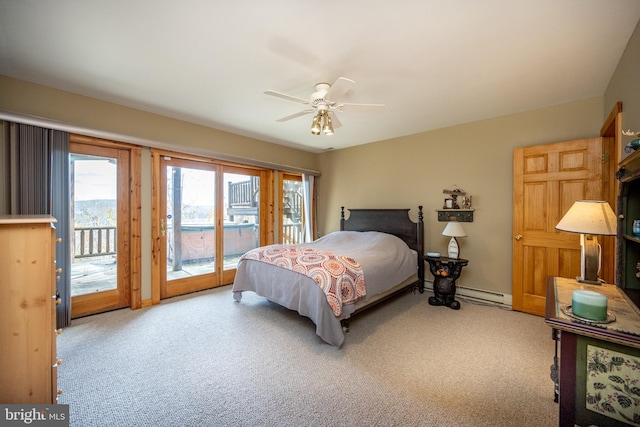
[240,245,365,316]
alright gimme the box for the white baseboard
[423,281,512,309]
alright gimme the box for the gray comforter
[232,231,417,347]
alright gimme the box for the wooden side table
[425,256,468,309]
[545,276,640,427]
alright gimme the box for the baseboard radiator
[423,281,513,308]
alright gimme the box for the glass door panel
[71,154,118,296]
[223,171,260,270]
[160,157,219,298]
[166,166,216,280]
[281,174,304,244]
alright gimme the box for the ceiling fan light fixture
[310,113,321,135]
[266,77,384,137]
[322,114,334,135]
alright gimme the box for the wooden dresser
[0,216,61,403]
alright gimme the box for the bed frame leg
[341,319,350,333]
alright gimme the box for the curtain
[301,174,314,243]
[51,131,71,328]
[0,121,71,328]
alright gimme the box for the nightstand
[425,256,468,310]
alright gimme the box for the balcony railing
[228,177,259,208]
[74,226,117,259]
[73,223,303,265]
[283,223,302,245]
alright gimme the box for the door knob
[514,234,523,241]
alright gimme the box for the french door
[70,136,141,317]
[153,152,270,300]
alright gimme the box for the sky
[74,159,116,201]
[74,159,250,204]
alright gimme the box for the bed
[232,206,425,347]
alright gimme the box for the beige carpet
[58,286,559,426]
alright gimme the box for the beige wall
[317,97,604,296]
[0,76,318,172]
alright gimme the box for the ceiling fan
[264,77,384,135]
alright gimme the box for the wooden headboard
[340,206,424,286]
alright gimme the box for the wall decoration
[437,185,474,222]
[586,344,640,426]
[442,185,467,209]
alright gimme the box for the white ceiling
[1,1,639,153]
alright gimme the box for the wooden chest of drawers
[0,216,60,403]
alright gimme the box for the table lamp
[555,200,617,284]
[442,222,467,258]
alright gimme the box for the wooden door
[512,137,614,316]
[70,136,142,317]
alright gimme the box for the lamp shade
[555,200,617,236]
[442,221,467,237]
[310,114,321,135]
[322,114,334,135]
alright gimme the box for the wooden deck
[71,256,241,297]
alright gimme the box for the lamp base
[580,234,600,284]
[575,276,602,286]
[447,237,459,259]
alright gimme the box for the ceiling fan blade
[276,109,314,122]
[328,112,343,129]
[326,77,355,101]
[264,90,310,105]
[338,103,385,113]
